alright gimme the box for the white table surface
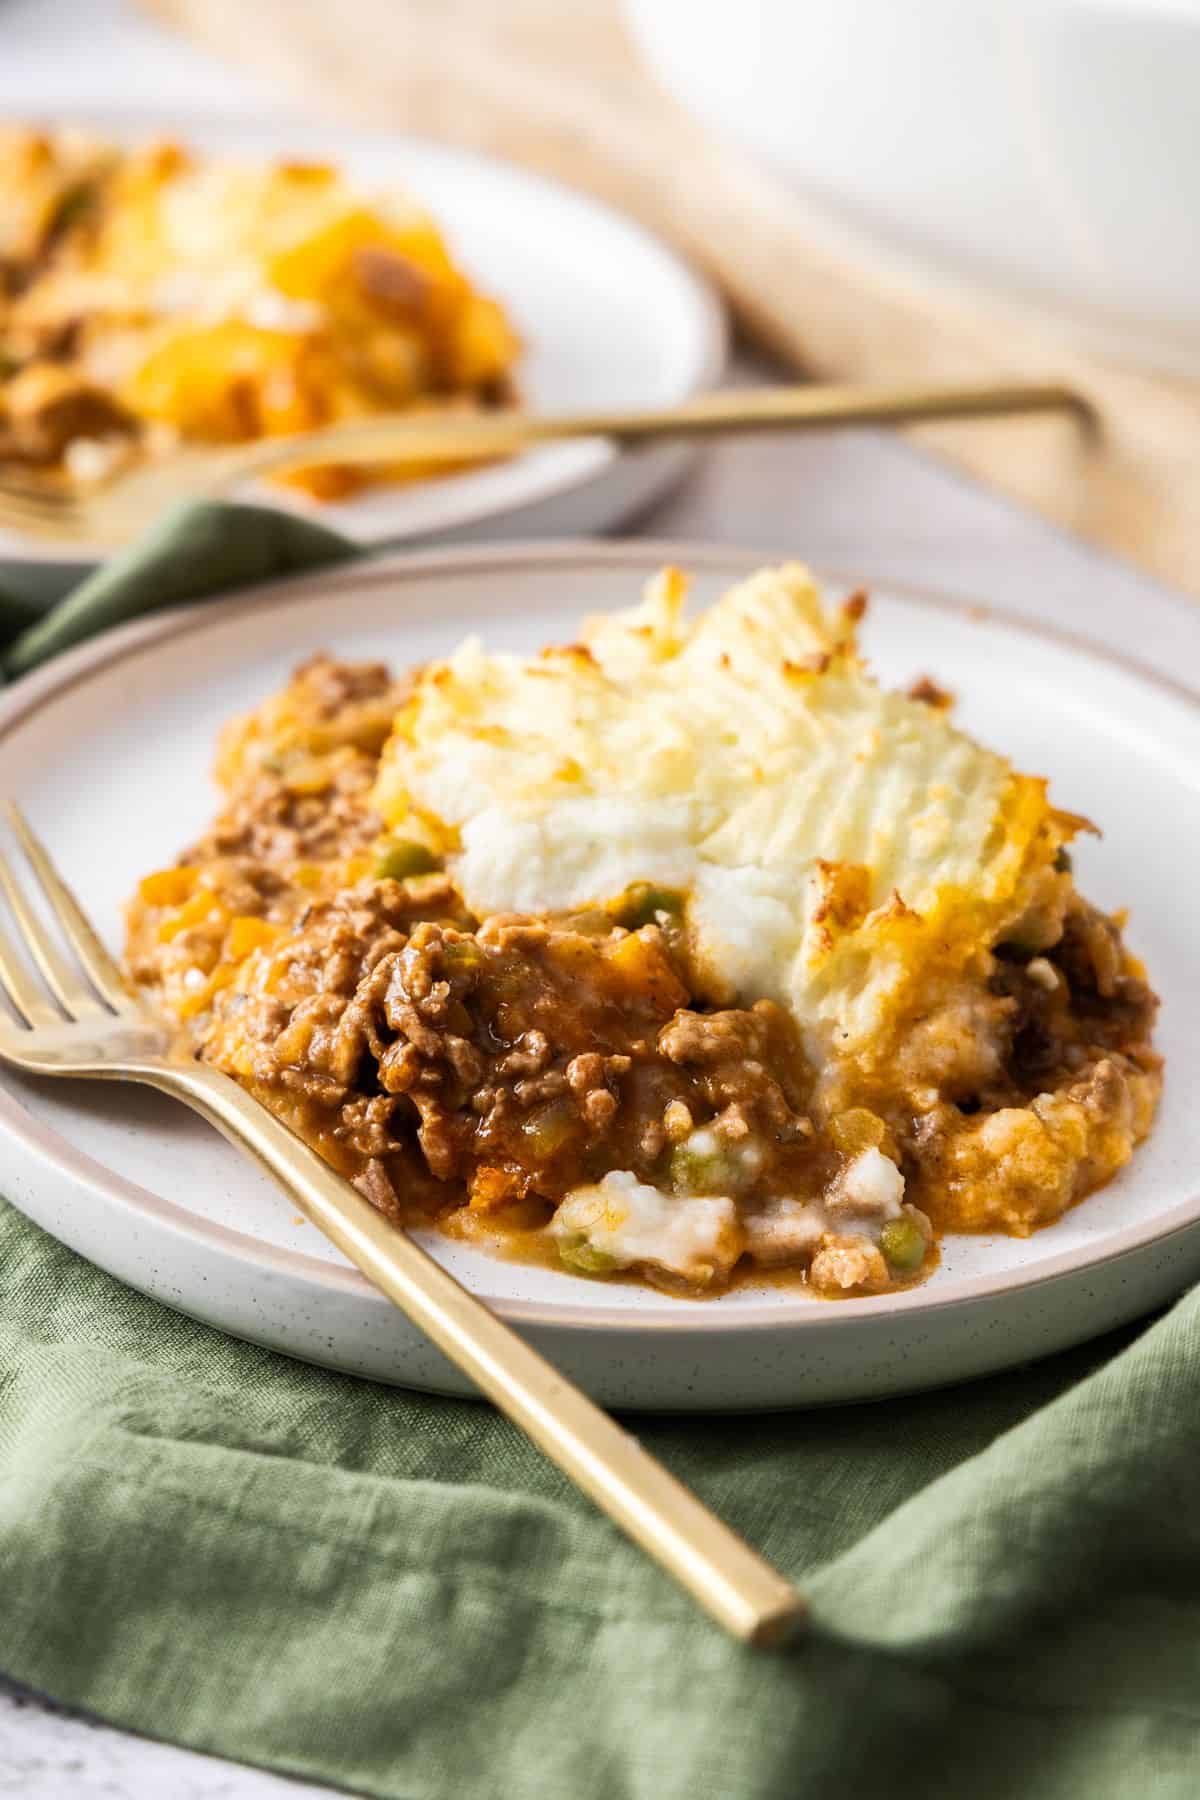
[1,3,1196,1796]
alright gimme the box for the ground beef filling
[189,872,1158,1285]
[203,897,823,1213]
[190,886,932,1293]
[125,655,1162,1295]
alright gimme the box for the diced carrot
[605,929,689,1012]
[138,865,198,906]
[442,293,519,388]
[468,1164,524,1212]
[227,916,284,958]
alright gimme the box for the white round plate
[0,108,725,592]
[0,542,1197,1411]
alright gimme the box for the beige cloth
[145,0,1200,594]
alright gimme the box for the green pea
[441,939,482,973]
[374,838,440,881]
[557,1235,618,1276]
[880,1216,927,1273]
[669,1140,734,1196]
[999,919,1050,955]
[611,883,684,931]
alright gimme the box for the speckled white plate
[0,108,725,600]
[0,542,1197,1410]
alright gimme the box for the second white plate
[1,543,1198,1410]
[0,108,726,591]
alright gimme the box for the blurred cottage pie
[126,566,1162,1298]
[0,127,518,499]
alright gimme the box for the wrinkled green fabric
[1,499,356,678]
[2,1194,1197,1800]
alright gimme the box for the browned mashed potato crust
[125,657,1162,1298]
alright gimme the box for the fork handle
[212,377,1094,484]
[146,1058,804,1646]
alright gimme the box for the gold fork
[0,801,804,1647]
[0,378,1094,546]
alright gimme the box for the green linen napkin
[3,1196,1198,1800]
[0,500,358,679]
[2,503,1198,1797]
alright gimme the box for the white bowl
[624,0,1200,374]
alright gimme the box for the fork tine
[0,474,98,533]
[0,476,71,506]
[0,461,189,545]
[7,804,137,1013]
[0,496,94,543]
[0,846,107,1018]
[0,471,77,510]
[0,903,60,1027]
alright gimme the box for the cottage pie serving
[126,566,1161,1298]
[0,126,518,500]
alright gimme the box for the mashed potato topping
[373,566,1069,1074]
